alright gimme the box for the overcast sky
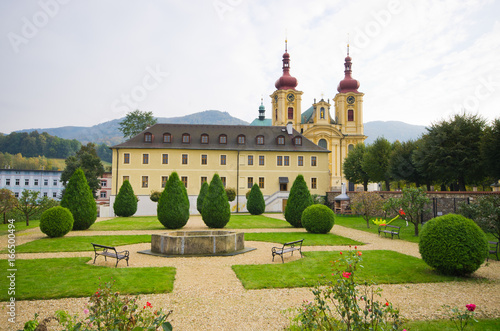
[1,0,499,134]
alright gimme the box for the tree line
[344,113,500,191]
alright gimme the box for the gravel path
[1,215,499,330]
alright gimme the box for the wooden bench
[92,243,129,267]
[488,241,499,261]
[378,225,400,239]
[272,239,304,263]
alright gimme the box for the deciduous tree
[362,137,393,191]
[15,190,52,226]
[481,118,500,182]
[383,187,430,236]
[459,195,500,241]
[350,191,384,228]
[343,143,370,191]
[118,110,158,139]
[0,189,18,224]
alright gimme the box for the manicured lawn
[0,219,40,236]
[232,250,469,289]
[0,257,175,301]
[245,232,363,246]
[227,214,292,229]
[1,235,151,253]
[405,318,500,330]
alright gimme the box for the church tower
[270,41,303,131]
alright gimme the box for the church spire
[275,39,298,90]
[337,45,360,93]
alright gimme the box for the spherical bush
[302,204,335,234]
[40,206,74,238]
[419,214,488,276]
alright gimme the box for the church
[251,42,366,191]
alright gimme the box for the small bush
[302,204,335,234]
[150,191,161,203]
[202,174,230,228]
[225,187,236,202]
[113,180,137,217]
[284,175,312,228]
[247,184,265,215]
[419,214,488,276]
[39,206,74,238]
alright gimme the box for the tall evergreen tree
[202,174,230,228]
[157,172,189,229]
[481,118,500,182]
[113,180,137,217]
[197,181,209,214]
[247,184,265,215]
[284,174,313,228]
[60,168,97,230]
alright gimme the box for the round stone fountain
[147,230,254,256]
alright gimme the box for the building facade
[0,169,64,199]
[110,124,330,215]
[252,43,366,191]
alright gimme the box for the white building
[0,169,64,199]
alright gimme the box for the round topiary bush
[302,204,335,234]
[40,206,74,238]
[419,214,488,276]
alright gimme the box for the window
[348,144,354,152]
[182,133,190,143]
[162,176,168,188]
[6,179,10,186]
[259,177,265,189]
[219,134,227,144]
[162,154,168,164]
[181,176,188,188]
[14,192,19,198]
[100,191,107,198]
[256,135,264,145]
[53,179,58,186]
[143,154,149,164]
[182,154,188,165]
[144,132,152,142]
[53,192,57,198]
[298,156,304,166]
[237,135,245,144]
[34,179,38,186]
[142,176,148,188]
[221,176,226,188]
[288,107,294,119]
[311,178,317,189]
[248,155,253,165]
[294,137,302,145]
[43,192,48,197]
[247,177,253,189]
[201,177,207,185]
[163,133,171,143]
[44,179,48,186]
[320,107,325,119]
[201,154,207,165]
[15,179,20,186]
[25,179,29,186]
[348,109,354,121]
[124,153,130,164]
[123,176,129,182]
[101,180,107,187]
[277,156,283,166]
[259,155,264,166]
[277,136,285,145]
[311,156,317,166]
[220,155,226,165]
[284,156,290,166]
[318,139,327,149]
[201,134,209,144]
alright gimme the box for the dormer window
[144,132,152,143]
[163,133,171,143]
[237,135,245,145]
[201,134,209,144]
[182,133,191,144]
[294,136,302,145]
[277,135,285,145]
[256,135,264,145]
[219,134,227,144]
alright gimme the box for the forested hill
[0,131,80,158]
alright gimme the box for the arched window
[163,133,171,143]
[237,134,246,145]
[144,132,153,143]
[348,144,354,152]
[288,107,294,119]
[219,134,227,144]
[277,135,285,145]
[182,133,190,144]
[318,139,327,149]
[348,109,354,121]
[201,134,209,144]
[320,107,325,119]
[256,135,264,145]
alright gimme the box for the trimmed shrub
[202,174,230,228]
[150,190,161,203]
[197,181,209,214]
[40,206,74,238]
[302,204,335,234]
[157,172,189,229]
[225,187,236,202]
[247,184,265,215]
[60,168,97,230]
[284,174,312,228]
[419,214,488,276]
[113,180,137,217]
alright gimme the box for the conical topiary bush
[113,180,137,217]
[60,168,97,230]
[201,174,230,228]
[247,184,265,215]
[284,174,312,228]
[157,172,190,229]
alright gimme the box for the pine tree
[284,174,312,228]
[247,184,265,215]
[60,168,97,230]
[202,174,230,228]
[157,172,190,229]
[197,181,209,214]
[113,180,137,217]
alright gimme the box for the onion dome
[337,45,360,93]
[275,41,298,90]
[258,98,266,120]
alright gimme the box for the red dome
[275,50,298,90]
[337,55,360,93]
